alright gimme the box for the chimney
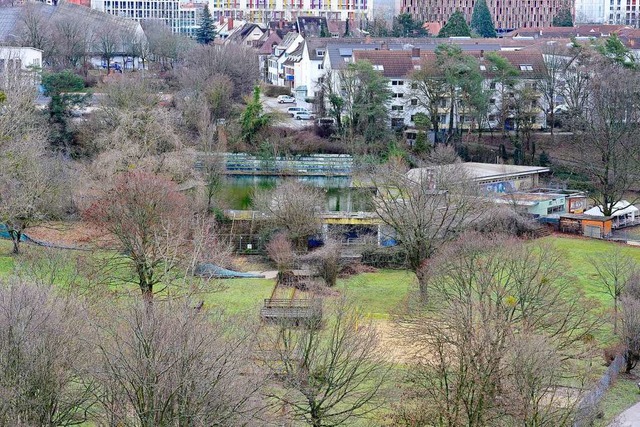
[219,14,224,24]
[480,49,484,57]
[411,47,420,58]
[279,19,284,29]
[229,17,234,29]
[365,35,371,43]
[381,41,388,50]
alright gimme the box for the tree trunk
[614,297,618,335]
[416,270,429,303]
[10,231,21,254]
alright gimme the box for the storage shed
[583,200,639,229]
[559,214,613,239]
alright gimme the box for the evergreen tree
[319,22,330,37]
[470,0,497,37]
[438,11,471,38]
[552,8,573,26]
[392,13,428,37]
[196,5,216,45]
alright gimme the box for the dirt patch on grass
[27,221,108,248]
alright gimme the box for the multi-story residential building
[266,32,305,86]
[91,0,206,36]
[348,47,547,132]
[401,0,574,32]
[606,0,640,26]
[575,0,606,23]
[208,0,370,24]
[0,47,42,86]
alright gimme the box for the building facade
[606,0,640,26]
[346,47,547,132]
[91,0,206,36]
[401,0,574,32]
[208,0,370,24]
[575,0,606,23]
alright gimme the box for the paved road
[610,400,640,426]
[261,96,315,130]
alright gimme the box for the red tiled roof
[353,48,547,79]
[423,22,442,35]
[352,50,418,77]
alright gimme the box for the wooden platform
[260,298,322,324]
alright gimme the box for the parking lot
[261,96,315,130]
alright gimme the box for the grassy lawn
[3,234,640,422]
[541,236,640,304]
[337,270,415,319]
[0,241,14,277]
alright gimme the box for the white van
[287,107,309,117]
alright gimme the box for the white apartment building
[0,47,42,86]
[267,32,304,86]
[91,0,206,36]
[343,47,547,133]
[607,0,640,26]
[575,0,607,23]
[208,0,371,24]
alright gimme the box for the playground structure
[260,269,323,325]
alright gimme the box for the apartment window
[391,117,405,127]
[316,49,325,56]
[489,98,496,104]
[519,64,534,71]
[393,92,404,98]
[490,82,496,89]
[392,80,405,85]
[373,64,384,71]
[411,98,418,105]
[391,105,404,111]
[439,99,447,107]
[318,64,324,69]
[488,114,496,121]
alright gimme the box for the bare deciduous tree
[93,302,265,426]
[0,278,95,425]
[573,61,640,216]
[254,180,324,250]
[371,159,480,296]
[0,136,67,254]
[94,26,120,73]
[302,238,343,287]
[17,4,53,56]
[621,294,640,373]
[395,234,600,426]
[51,15,91,71]
[590,247,636,334]
[180,44,259,100]
[262,298,388,427]
[83,171,224,302]
[267,232,296,285]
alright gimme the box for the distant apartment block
[91,0,206,36]
[606,0,640,26]
[575,0,606,23]
[0,47,42,85]
[209,0,370,24]
[401,0,574,32]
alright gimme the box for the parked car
[287,107,309,117]
[295,112,316,120]
[316,117,336,126]
[277,95,296,104]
